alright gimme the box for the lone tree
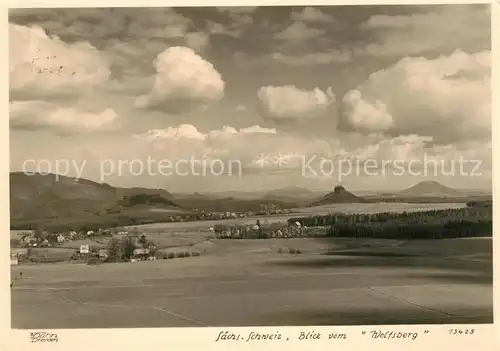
[107,238,121,262]
[34,224,45,240]
[121,237,136,260]
[256,220,262,238]
[139,234,147,247]
[107,236,135,261]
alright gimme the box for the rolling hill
[263,186,319,199]
[395,181,465,198]
[202,186,320,200]
[9,172,182,221]
[173,195,299,213]
[9,173,302,229]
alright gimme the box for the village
[211,221,327,239]
[9,214,323,266]
[161,205,295,223]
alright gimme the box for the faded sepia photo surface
[9,5,493,329]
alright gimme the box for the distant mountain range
[9,173,303,224]
[308,181,491,207]
[9,172,491,229]
[197,186,321,201]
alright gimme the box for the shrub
[176,251,185,258]
[288,247,296,254]
[184,251,191,257]
[162,255,167,260]
[295,249,302,254]
[167,252,175,259]
[278,248,283,254]
[192,252,200,257]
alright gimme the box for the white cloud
[291,7,335,23]
[274,22,325,41]
[213,7,254,36]
[10,101,119,133]
[239,125,276,134]
[270,51,351,66]
[341,89,393,132]
[132,124,297,169]
[135,124,277,143]
[258,85,336,122]
[206,126,239,140]
[340,50,491,143]
[136,124,207,142]
[349,135,433,162]
[9,23,110,100]
[185,32,210,51]
[135,46,225,114]
[361,5,489,57]
[216,7,256,14]
[127,8,191,39]
[207,21,242,38]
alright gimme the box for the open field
[11,237,492,328]
[127,202,468,232]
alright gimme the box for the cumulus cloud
[10,101,119,134]
[239,125,276,134]
[291,7,335,23]
[9,23,110,101]
[207,7,253,38]
[339,50,491,143]
[135,124,277,143]
[341,90,393,132]
[135,46,225,114]
[133,124,302,170]
[135,124,207,142]
[258,85,336,122]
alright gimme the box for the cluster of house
[10,247,28,265]
[129,248,157,263]
[210,221,325,239]
[163,208,295,223]
[129,235,157,261]
[76,244,110,259]
[76,235,157,263]
[14,229,113,248]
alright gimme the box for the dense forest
[287,202,492,240]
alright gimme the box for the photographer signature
[30,332,59,343]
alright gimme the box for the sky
[8,5,492,193]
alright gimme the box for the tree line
[288,205,492,240]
